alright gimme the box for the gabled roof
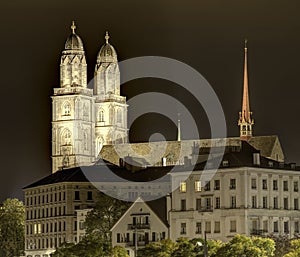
[110,196,169,232]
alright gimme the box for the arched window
[62,129,72,145]
[63,102,71,116]
[99,110,104,122]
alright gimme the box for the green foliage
[214,235,275,257]
[0,198,25,257]
[269,235,291,257]
[53,192,129,256]
[283,239,300,257]
[137,239,177,257]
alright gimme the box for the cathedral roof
[64,21,84,51]
[96,31,118,63]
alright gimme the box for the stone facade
[51,22,128,173]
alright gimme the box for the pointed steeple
[238,39,254,141]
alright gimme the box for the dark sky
[0,0,300,201]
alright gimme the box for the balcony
[128,223,151,230]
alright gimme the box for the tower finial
[244,39,248,49]
[105,31,110,44]
[71,21,76,34]
[177,113,181,142]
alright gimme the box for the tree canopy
[0,198,25,257]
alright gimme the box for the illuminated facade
[51,22,128,173]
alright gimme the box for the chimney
[162,157,167,167]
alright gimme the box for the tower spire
[238,39,254,141]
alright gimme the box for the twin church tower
[51,21,254,173]
[51,21,128,172]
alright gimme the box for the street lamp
[195,231,208,257]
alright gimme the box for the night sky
[1,0,300,201]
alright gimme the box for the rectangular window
[263,196,268,208]
[117,233,121,243]
[284,221,289,233]
[262,179,267,190]
[87,191,93,201]
[152,232,156,241]
[205,198,212,210]
[204,181,210,191]
[274,221,279,233]
[74,191,80,201]
[274,197,278,209]
[263,220,268,232]
[284,198,289,210]
[214,180,220,190]
[294,181,299,192]
[205,221,211,233]
[231,196,236,208]
[195,180,201,192]
[252,196,257,208]
[273,180,278,190]
[295,222,299,233]
[295,198,299,210]
[180,182,186,193]
[215,197,220,209]
[181,199,186,211]
[230,220,237,232]
[196,222,202,234]
[251,178,257,189]
[180,223,186,235]
[74,221,77,231]
[196,199,201,211]
[214,221,220,233]
[230,179,236,189]
[283,181,289,191]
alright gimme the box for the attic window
[222,160,229,167]
[268,161,273,167]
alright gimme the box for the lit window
[180,182,186,193]
[195,180,201,192]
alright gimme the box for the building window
[205,221,211,233]
[195,180,201,192]
[117,233,121,243]
[284,221,289,233]
[196,222,202,234]
[214,180,220,190]
[63,102,71,116]
[230,220,237,232]
[273,180,278,190]
[205,198,212,210]
[283,181,289,191]
[196,199,201,211]
[294,181,299,192]
[262,179,267,190]
[215,197,220,209]
[295,198,299,210]
[230,179,236,189]
[251,178,257,189]
[74,191,80,201]
[274,197,278,209]
[284,197,289,210]
[230,196,236,208]
[180,223,186,235]
[98,110,104,122]
[295,221,299,233]
[180,182,186,193]
[152,232,156,242]
[204,181,210,191]
[87,191,93,201]
[181,199,186,211]
[214,221,220,233]
[263,196,268,208]
[263,220,268,232]
[252,196,257,208]
[273,221,279,233]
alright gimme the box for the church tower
[94,31,128,154]
[238,40,254,141]
[51,21,95,173]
